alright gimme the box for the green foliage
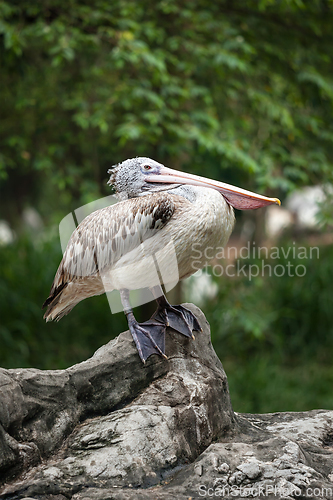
[202,242,333,412]
[206,243,333,360]
[0,234,127,368]
[224,358,333,413]
[1,0,333,223]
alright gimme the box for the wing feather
[43,193,175,307]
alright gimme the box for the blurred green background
[1,0,333,413]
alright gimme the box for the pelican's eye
[143,165,152,171]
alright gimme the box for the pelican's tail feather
[42,283,77,322]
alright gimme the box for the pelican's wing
[43,193,175,307]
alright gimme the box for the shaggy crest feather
[107,162,121,191]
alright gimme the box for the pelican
[43,158,280,362]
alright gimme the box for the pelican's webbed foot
[120,288,202,363]
[127,315,167,363]
[152,293,202,339]
[120,289,167,363]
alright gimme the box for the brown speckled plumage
[43,192,180,321]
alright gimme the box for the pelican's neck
[166,185,200,203]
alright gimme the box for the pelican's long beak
[147,166,280,210]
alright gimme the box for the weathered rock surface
[1,304,333,499]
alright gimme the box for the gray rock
[1,304,333,500]
[237,460,261,479]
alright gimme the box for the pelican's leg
[150,286,202,338]
[120,289,167,363]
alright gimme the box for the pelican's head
[108,157,280,209]
[107,157,179,200]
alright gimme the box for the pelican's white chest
[170,187,235,279]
